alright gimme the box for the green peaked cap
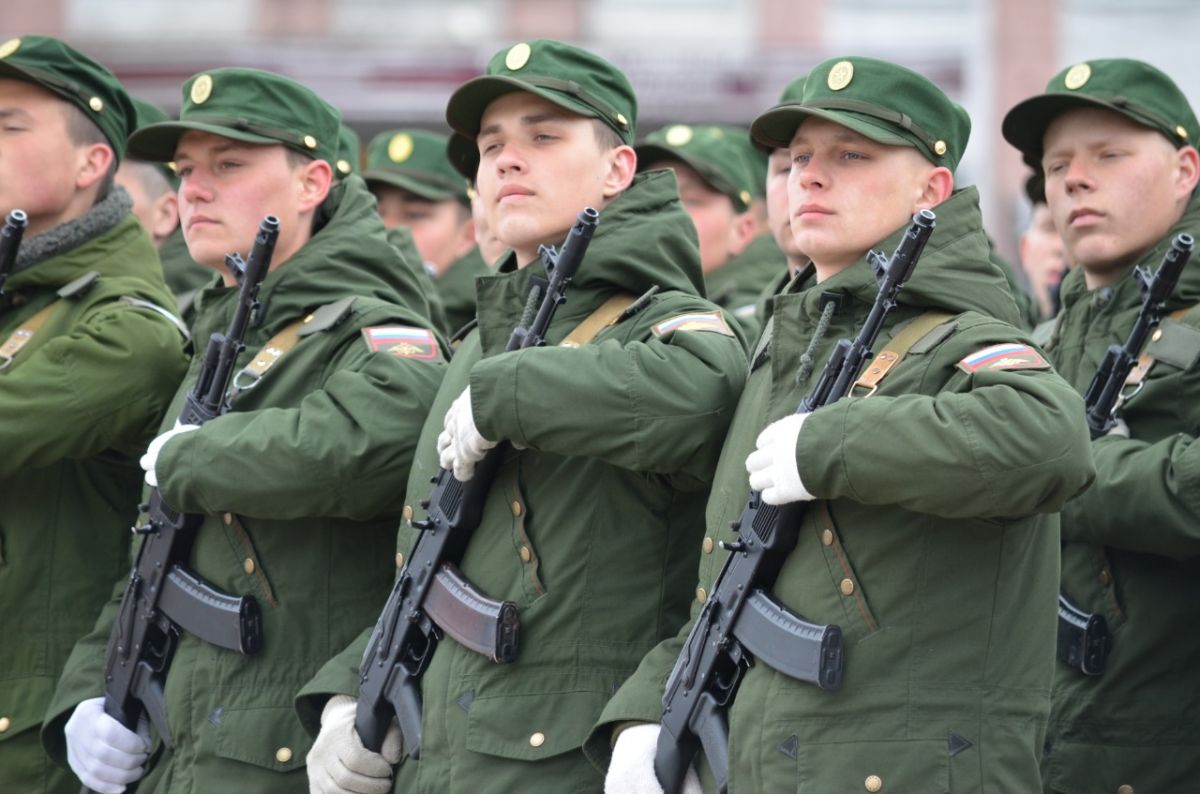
[363,128,468,202]
[637,124,758,211]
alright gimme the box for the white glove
[746,413,814,506]
[307,695,402,794]
[1106,417,1130,438]
[65,697,150,794]
[139,421,200,487]
[606,723,701,794]
[436,388,497,481]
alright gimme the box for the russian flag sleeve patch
[957,343,1050,373]
[362,326,440,360]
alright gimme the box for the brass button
[0,716,10,733]
[89,96,104,112]
[395,552,405,569]
[520,545,532,563]
[1117,786,1134,794]
[865,775,883,792]
[276,746,293,763]
[243,558,255,575]
[303,314,315,324]
[1099,569,1111,587]
[821,529,834,546]
[529,731,545,748]
[702,537,715,554]
[696,587,708,604]
[511,501,523,517]
[402,505,414,521]
[1176,125,1189,140]
[616,113,629,128]
[933,140,947,156]
[222,512,233,526]
[840,578,855,596]
[1152,329,1164,342]
[302,135,317,150]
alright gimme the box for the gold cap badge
[1064,63,1091,90]
[190,74,213,105]
[0,38,21,60]
[665,125,693,147]
[828,61,854,91]
[505,42,532,71]
[388,133,414,163]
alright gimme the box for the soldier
[0,35,188,794]
[1002,58,1200,792]
[593,56,1095,793]
[1018,174,1068,323]
[42,67,446,793]
[299,39,748,794]
[363,128,488,334]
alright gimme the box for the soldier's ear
[602,144,637,199]
[1172,144,1199,199]
[297,157,333,213]
[915,165,954,212]
[76,142,115,194]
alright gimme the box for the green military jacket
[159,226,211,321]
[298,170,748,793]
[437,246,491,338]
[705,233,787,342]
[42,176,446,793]
[589,188,1095,793]
[1038,192,1200,793]
[0,189,188,791]
[385,226,450,338]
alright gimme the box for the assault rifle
[84,217,280,794]
[655,210,937,794]
[356,208,600,758]
[0,209,29,299]
[1057,232,1194,677]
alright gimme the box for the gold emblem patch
[191,74,213,105]
[505,42,532,71]
[0,38,21,60]
[827,60,854,91]
[388,133,414,163]
[1064,63,1091,90]
[665,124,693,147]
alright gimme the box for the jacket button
[1099,569,1111,587]
[222,512,233,526]
[529,732,545,748]
[865,775,882,792]
[275,746,292,763]
[702,537,714,554]
[1117,786,1134,794]
[511,501,523,517]
[821,529,834,546]
[696,588,708,604]
[520,545,532,563]
[840,578,855,596]
[395,552,405,569]
[243,558,255,575]
[402,505,414,521]
[0,717,10,733]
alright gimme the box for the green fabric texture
[0,34,137,162]
[715,125,767,197]
[437,245,490,337]
[705,233,788,342]
[296,169,748,792]
[42,175,446,793]
[363,129,470,202]
[0,213,187,790]
[751,56,971,172]
[385,224,450,336]
[1003,58,1199,167]
[637,124,758,211]
[588,187,1095,792]
[445,39,637,178]
[128,67,342,167]
[335,123,361,178]
[1038,191,1200,792]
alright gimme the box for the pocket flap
[1044,737,1192,793]
[799,738,949,793]
[466,688,611,762]
[212,705,313,773]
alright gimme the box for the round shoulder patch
[827,60,854,91]
[191,74,213,105]
[1064,63,1091,91]
[505,42,532,71]
[0,38,21,60]
[388,133,414,163]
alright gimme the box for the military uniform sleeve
[469,301,747,487]
[294,625,374,737]
[0,305,186,478]
[1059,433,1200,559]
[156,336,444,521]
[796,322,1094,519]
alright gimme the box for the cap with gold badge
[0,35,137,163]
[126,67,341,167]
[362,129,469,203]
[1002,58,1199,166]
[334,123,361,179]
[636,124,759,213]
[444,39,637,178]
[750,56,971,173]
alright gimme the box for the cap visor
[1002,93,1125,165]
[362,170,460,201]
[635,144,742,207]
[751,104,912,151]
[445,74,601,139]
[127,120,281,162]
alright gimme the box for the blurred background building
[5,0,1198,260]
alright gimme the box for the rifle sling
[559,293,637,348]
[850,310,956,394]
[1126,305,1196,387]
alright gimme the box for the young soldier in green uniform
[0,35,189,794]
[299,39,748,794]
[593,56,1095,793]
[363,128,488,335]
[1003,58,1200,793]
[42,67,446,794]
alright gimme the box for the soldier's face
[647,159,746,274]
[787,117,939,280]
[1042,108,1198,281]
[370,184,474,275]
[0,79,98,236]
[1019,203,1067,318]
[174,131,330,277]
[767,148,804,260]
[476,92,633,266]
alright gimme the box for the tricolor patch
[957,343,1050,373]
[362,326,440,360]
[652,311,735,338]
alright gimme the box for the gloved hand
[139,421,200,487]
[307,695,402,794]
[746,413,814,506]
[606,723,701,794]
[436,387,497,481]
[65,696,150,794]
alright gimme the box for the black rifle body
[355,208,600,757]
[655,210,937,794]
[85,217,280,794]
[0,209,29,299]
